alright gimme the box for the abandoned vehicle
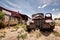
[26,13,55,31]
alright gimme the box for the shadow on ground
[40,30,53,36]
[27,29,53,36]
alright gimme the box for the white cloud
[44,0,59,6]
[52,0,59,6]
[37,0,52,5]
[6,0,35,13]
[56,9,59,10]
[57,13,60,18]
[52,8,59,11]
[37,0,59,7]
[6,1,20,9]
[52,14,57,19]
[52,9,55,11]
[38,6,41,8]
[0,2,9,8]
[42,4,47,8]
[52,13,60,19]
[38,4,47,8]
[0,1,20,12]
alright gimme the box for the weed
[20,22,27,31]
[14,25,20,30]
[17,33,27,40]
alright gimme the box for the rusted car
[41,13,55,31]
[26,13,55,31]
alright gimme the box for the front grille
[35,19,42,27]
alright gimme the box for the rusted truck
[26,13,55,31]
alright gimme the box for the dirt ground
[0,26,60,40]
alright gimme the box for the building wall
[0,7,28,26]
[2,9,18,26]
[4,15,10,25]
[9,17,18,25]
[1,10,11,25]
[2,10,11,15]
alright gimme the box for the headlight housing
[30,20,34,23]
[45,20,53,23]
[27,20,34,25]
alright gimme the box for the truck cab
[26,13,55,31]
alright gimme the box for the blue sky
[0,0,60,18]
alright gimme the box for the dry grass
[17,28,27,40]
[0,31,6,38]
[13,24,20,30]
[52,31,60,37]
[1,22,60,40]
[20,23,27,31]
[54,20,60,26]
[17,33,27,40]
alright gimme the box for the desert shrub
[17,33,27,40]
[14,24,20,30]
[20,22,27,31]
[0,11,4,19]
[0,11,4,28]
